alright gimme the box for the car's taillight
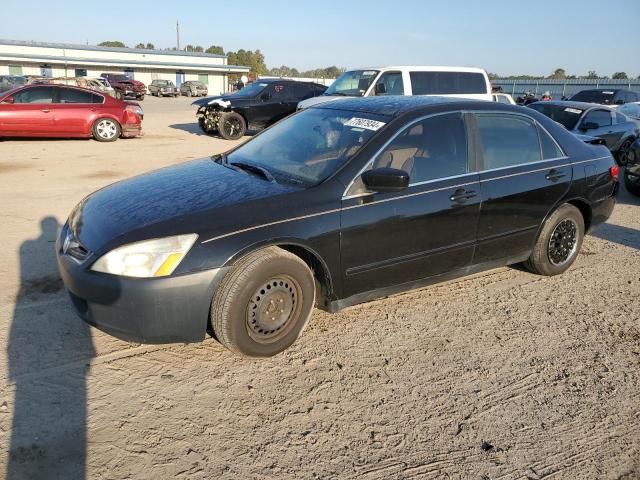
[126,104,143,117]
[610,165,619,180]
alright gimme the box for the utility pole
[176,21,180,51]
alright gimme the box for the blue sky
[6,0,640,77]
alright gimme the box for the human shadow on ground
[6,216,95,480]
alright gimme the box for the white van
[297,66,492,109]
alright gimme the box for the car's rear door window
[13,86,54,103]
[538,126,564,159]
[410,71,487,95]
[59,87,102,104]
[475,114,542,169]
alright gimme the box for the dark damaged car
[58,97,618,357]
[193,79,326,140]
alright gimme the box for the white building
[0,39,250,95]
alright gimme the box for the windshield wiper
[228,161,276,183]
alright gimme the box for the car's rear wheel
[92,118,121,142]
[186,90,192,97]
[217,111,246,140]
[616,138,635,166]
[137,94,144,101]
[524,204,584,276]
[624,168,640,196]
[210,247,315,357]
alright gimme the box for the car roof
[313,95,505,117]
[573,88,625,93]
[531,100,611,110]
[349,66,487,74]
[256,78,326,86]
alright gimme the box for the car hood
[69,158,298,252]
[297,95,353,110]
[192,94,250,107]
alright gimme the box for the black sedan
[57,97,619,357]
[529,101,639,165]
[192,79,326,140]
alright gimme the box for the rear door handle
[545,169,566,182]
[41,109,50,113]
[450,188,477,203]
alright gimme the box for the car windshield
[108,75,129,82]
[325,70,379,97]
[224,108,388,186]
[529,103,583,130]
[233,82,269,97]
[570,90,615,104]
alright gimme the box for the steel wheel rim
[223,117,242,137]
[96,120,117,139]
[548,218,578,266]
[246,275,303,344]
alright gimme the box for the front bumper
[56,232,227,344]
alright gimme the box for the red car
[0,84,143,142]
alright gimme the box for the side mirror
[2,95,14,104]
[580,121,599,131]
[362,167,409,193]
[375,83,387,95]
[260,92,271,101]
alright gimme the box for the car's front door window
[582,109,612,128]
[346,113,468,196]
[373,72,404,96]
[12,86,54,104]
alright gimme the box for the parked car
[617,102,640,120]
[297,66,493,110]
[570,89,640,106]
[25,76,117,98]
[493,93,516,105]
[193,79,327,140]
[100,73,146,100]
[528,101,639,165]
[0,84,143,141]
[57,96,618,356]
[623,138,640,196]
[180,80,208,97]
[148,79,180,97]
[0,75,26,92]
[86,77,117,98]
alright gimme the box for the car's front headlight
[91,234,198,278]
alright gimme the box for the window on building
[8,65,23,76]
[40,65,52,78]
[74,69,88,77]
[124,68,134,79]
[198,74,209,84]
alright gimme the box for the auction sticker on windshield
[564,108,583,115]
[344,118,386,131]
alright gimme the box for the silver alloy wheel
[96,119,118,140]
[547,218,579,266]
[246,275,302,344]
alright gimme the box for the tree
[548,68,566,80]
[206,45,225,55]
[227,49,268,76]
[269,65,301,77]
[184,45,204,52]
[145,42,155,50]
[584,70,599,79]
[98,41,126,48]
[612,72,628,79]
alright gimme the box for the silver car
[180,81,208,97]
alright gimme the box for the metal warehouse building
[0,39,250,95]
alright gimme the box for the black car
[623,138,640,196]
[529,101,639,165]
[570,88,640,106]
[57,97,618,357]
[192,79,327,140]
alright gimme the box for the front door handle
[41,109,50,113]
[450,188,477,203]
[545,169,566,182]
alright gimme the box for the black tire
[524,204,584,276]
[217,111,247,140]
[211,247,315,357]
[137,94,145,101]
[92,118,121,142]
[624,169,640,196]
[616,138,635,167]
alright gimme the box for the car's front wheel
[92,118,121,142]
[624,168,640,196]
[210,247,315,357]
[524,204,584,276]
[217,111,247,140]
[616,138,635,166]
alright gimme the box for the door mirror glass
[581,121,599,131]
[361,167,409,193]
[2,95,14,104]
[375,83,387,95]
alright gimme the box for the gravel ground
[0,96,639,479]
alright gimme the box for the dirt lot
[0,96,639,479]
